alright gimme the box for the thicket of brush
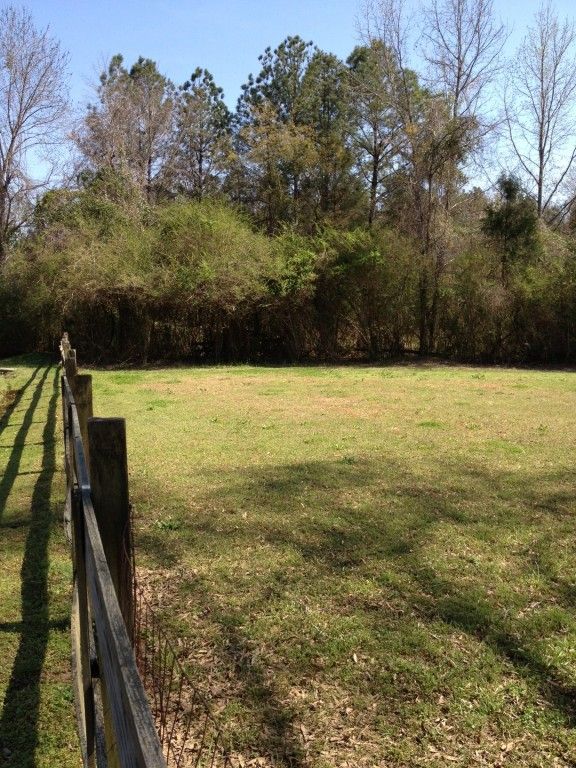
[2,172,575,366]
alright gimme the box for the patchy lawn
[88,363,576,766]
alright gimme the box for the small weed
[146,398,169,410]
[154,515,182,531]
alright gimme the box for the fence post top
[88,417,126,425]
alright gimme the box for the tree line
[1,1,576,365]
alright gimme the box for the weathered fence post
[87,417,134,638]
[61,332,71,360]
[73,375,93,474]
[88,417,134,768]
[65,349,78,383]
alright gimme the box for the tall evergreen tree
[174,68,232,200]
[347,42,401,226]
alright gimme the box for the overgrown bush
[2,180,576,365]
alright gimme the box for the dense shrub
[2,184,576,365]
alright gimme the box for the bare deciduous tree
[505,2,576,219]
[422,0,507,121]
[0,6,68,262]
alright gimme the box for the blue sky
[22,0,576,112]
[25,0,360,109]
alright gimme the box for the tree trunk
[418,273,429,355]
[368,142,379,227]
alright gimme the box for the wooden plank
[62,376,90,492]
[74,375,93,476]
[83,489,166,768]
[71,487,96,768]
[61,375,70,479]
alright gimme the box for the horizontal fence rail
[61,333,167,768]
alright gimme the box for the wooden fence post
[87,418,133,638]
[88,418,134,768]
[65,349,78,383]
[61,332,71,360]
[74,375,93,474]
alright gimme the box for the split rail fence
[61,334,239,768]
[61,333,167,768]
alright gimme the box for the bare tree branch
[504,1,576,216]
[422,0,507,122]
[0,6,68,262]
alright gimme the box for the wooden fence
[60,333,166,768]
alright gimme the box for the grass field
[2,358,576,767]
[0,357,79,768]
[84,362,576,767]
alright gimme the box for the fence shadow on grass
[0,366,59,765]
[0,365,48,524]
[0,364,42,432]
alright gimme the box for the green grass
[5,358,576,766]
[85,362,576,766]
[0,356,79,768]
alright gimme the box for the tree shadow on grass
[140,457,432,764]
[409,565,576,727]
[193,456,576,733]
[137,451,576,759]
[0,366,59,766]
[202,591,308,768]
[138,459,390,765]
